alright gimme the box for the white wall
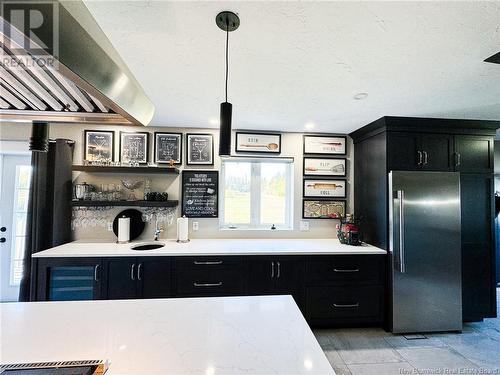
[0,122,353,240]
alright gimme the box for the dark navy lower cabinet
[246,256,306,312]
[173,256,245,297]
[35,253,386,327]
[304,255,386,327]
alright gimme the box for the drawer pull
[333,303,360,308]
[193,282,223,287]
[193,261,223,265]
[333,268,359,273]
[94,264,100,282]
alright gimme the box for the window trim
[220,158,294,231]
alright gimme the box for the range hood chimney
[0,0,154,126]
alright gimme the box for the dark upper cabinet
[36,257,102,301]
[104,258,139,299]
[420,134,454,171]
[454,136,494,173]
[387,132,453,171]
[351,116,499,323]
[460,174,496,320]
[387,132,420,171]
[138,257,172,299]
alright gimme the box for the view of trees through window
[222,160,292,229]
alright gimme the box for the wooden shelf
[72,165,179,174]
[71,200,179,208]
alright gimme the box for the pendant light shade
[216,11,239,156]
[219,101,232,155]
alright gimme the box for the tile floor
[314,289,500,375]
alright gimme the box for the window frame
[220,157,294,231]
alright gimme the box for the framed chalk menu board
[181,170,219,218]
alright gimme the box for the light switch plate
[300,221,310,231]
[192,221,199,231]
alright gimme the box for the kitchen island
[0,295,335,375]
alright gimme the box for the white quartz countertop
[0,296,335,375]
[33,238,387,258]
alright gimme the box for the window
[10,165,31,285]
[221,158,294,230]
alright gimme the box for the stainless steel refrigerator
[389,171,462,333]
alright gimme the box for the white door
[0,155,31,302]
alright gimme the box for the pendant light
[216,11,240,156]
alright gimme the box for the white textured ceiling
[84,1,500,133]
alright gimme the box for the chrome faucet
[154,214,164,241]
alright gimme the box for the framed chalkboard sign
[181,170,218,218]
[119,131,149,164]
[84,130,114,161]
[186,133,213,165]
[154,132,182,164]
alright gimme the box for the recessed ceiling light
[305,122,315,130]
[354,92,368,100]
[209,118,219,126]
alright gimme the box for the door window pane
[15,189,29,212]
[10,165,31,285]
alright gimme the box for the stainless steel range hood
[0,0,154,125]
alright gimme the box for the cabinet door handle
[94,264,100,282]
[193,261,223,265]
[131,264,135,281]
[417,151,423,166]
[277,261,281,279]
[333,303,360,308]
[423,151,428,166]
[455,152,461,166]
[270,261,275,278]
[137,263,142,281]
[333,268,359,273]
[193,282,223,287]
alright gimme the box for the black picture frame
[303,135,347,155]
[181,170,219,218]
[83,130,114,162]
[302,199,346,219]
[119,131,149,164]
[235,132,282,154]
[154,132,182,164]
[303,178,347,198]
[186,133,214,165]
[303,157,347,177]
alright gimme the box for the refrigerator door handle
[397,190,406,273]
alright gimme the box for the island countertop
[0,295,335,375]
[32,238,387,258]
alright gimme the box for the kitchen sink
[130,242,165,251]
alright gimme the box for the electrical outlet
[107,222,113,231]
[300,221,310,231]
[192,221,199,231]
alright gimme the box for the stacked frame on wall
[302,135,347,219]
[82,130,217,169]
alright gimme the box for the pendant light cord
[225,19,229,103]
